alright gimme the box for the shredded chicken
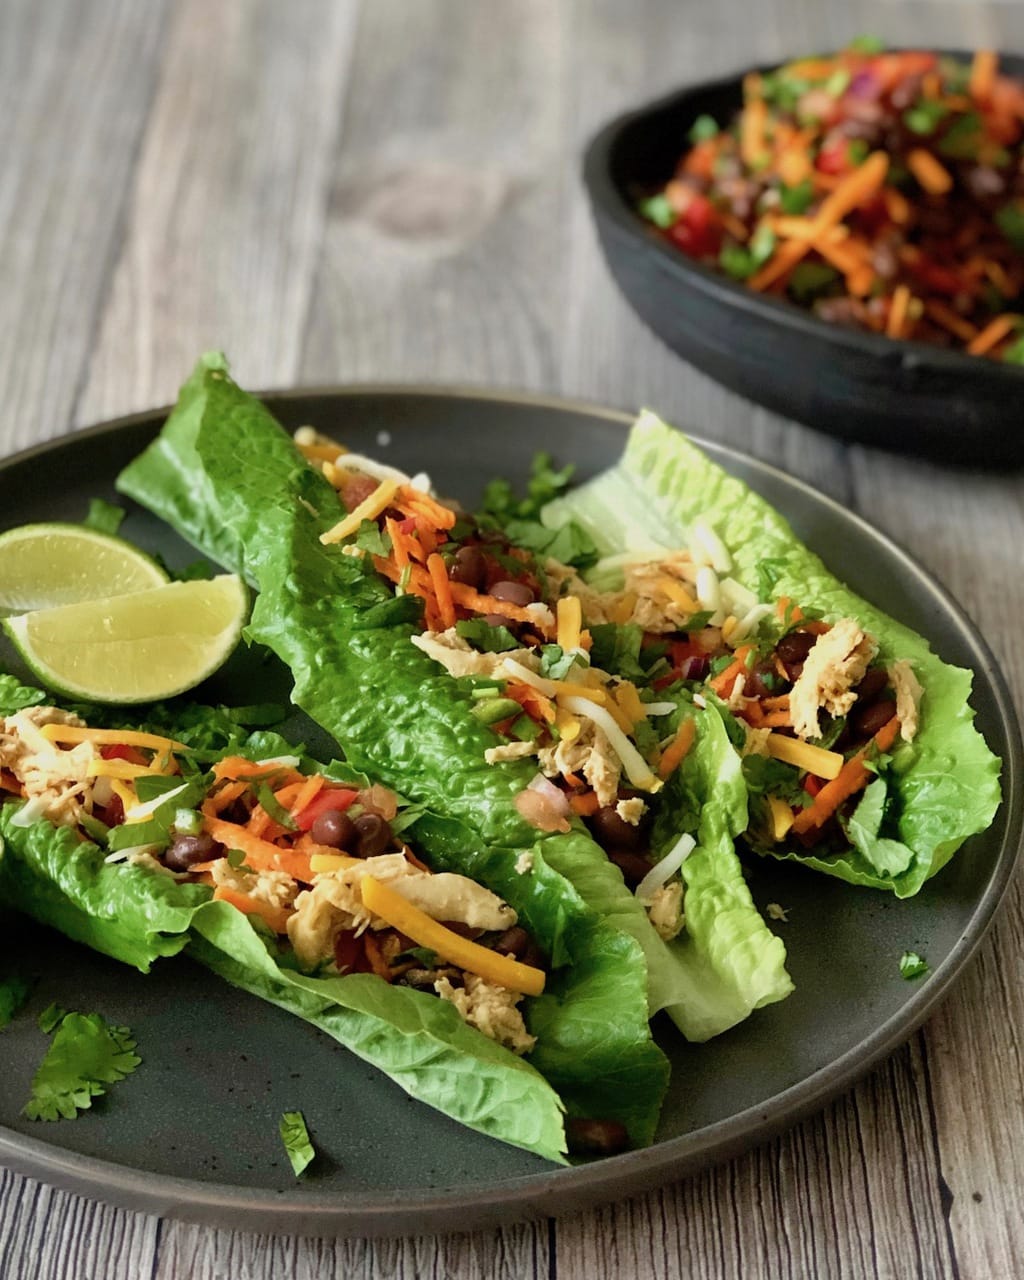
[287,852,516,970]
[484,740,538,764]
[887,660,923,742]
[410,629,541,680]
[0,706,94,827]
[615,797,647,826]
[646,881,684,941]
[537,718,621,807]
[211,859,298,910]
[514,850,534,875]
[434,974,536,1054]
[741,725,773,757]
[789,619,878,740]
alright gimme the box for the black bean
[449,545,487,589]
[566,1118,630,1156]
[494,926,530,959]
[853,666,888,704]
[490,579,535,606]
[483,612,517,630]
[850,697,897,740]
[165,831,218,872]
[310,809,356,849]
[607,849,652,888]
[354,812,392,858]
[775,630,816,677]
[589,805,644,851]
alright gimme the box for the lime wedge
[4,575,248,704]
[0,523,168,615]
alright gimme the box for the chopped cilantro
[996,203,1024,252]
[755,557,788,602]
[709,654,734,677]
[354,518,391,557]
[502,516,597,571]
[682,610,714,632]
[742,755,805,804]
[539,644,588,681]
[226,847,253,872]
[814,716,847,750]
[455,618,520,653]
[279,1110,315,1177]
[788,262,840,303]
[779,179,814,216]
[83,498,126,537]
[396,946,438,967]
[688,113,719,143]
[587,623,647,681]
[256,782,299,830]
[903,99,949,135]
[937,112,983,160]
[24,1012,141,1121]
[899,951,929,980]
[639,193,675,228]
[37,1002,66,1034]
[0,976,32,1030]
[481,452,575,523]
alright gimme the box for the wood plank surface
[1,1,1023,1277]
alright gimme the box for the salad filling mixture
[639,42,1024,360]
[0,704,546,1055]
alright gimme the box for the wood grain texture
[0,0,171,450]
[1,0,1024,1277]
[77,0,360,423]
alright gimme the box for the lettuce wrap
[117,356,792,1041]
[0,674,663,1159]
[542,410,1002,898]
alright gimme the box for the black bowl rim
[0,383,1020,1237]
[583,49,1024,386]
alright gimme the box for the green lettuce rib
[543,409,1003,898]
[117,355,671,1137]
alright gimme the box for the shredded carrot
[969,50,998,104]
[907,149,952,195]
[760,711,792,728]
[202,817,287,870]
[882,187,911,225]
[814,151,890,229]
[288,774,326,822]
[749,239,811,291]
[925,300,979,343]
[719,210,749,241]
[396,485,456,530]
[569,791,601,817]
[983,259,1014,296]
[448,581,549,630]
[886,284,913,339]
[247,806,275,840]
[212,756,302,785]
[791,716,900,834]
[384,516,410,570]
[658,718,697,780]
[426,553,457,629]
[761,695,790,711]
[801,619,832,636]
[967,312,1022,356]
[708,645,754,697]
[741,97,768,168]
[203,779,248,816]
[213,884,293,935]
[362,933,393,981]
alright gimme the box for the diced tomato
[294,787,359,831]
[100,744,149,766]
[340,473,379,514]
[668,193,721,258]
[803,775,824,798]
[334,930,373,975]
[910,258,964,296]
[816,141,852,175]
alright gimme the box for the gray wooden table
[2,1,1022,1276]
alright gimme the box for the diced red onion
[680,655,709,681]
[848,70,881,100]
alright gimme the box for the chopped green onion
[638,194,675,229]
[174,808,203,836]
[688,114,719,143]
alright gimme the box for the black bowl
[583,54,1024,467]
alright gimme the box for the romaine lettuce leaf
[119,356,675,1135]
[543,410,1002,897]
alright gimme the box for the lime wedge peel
[0,523,168,615]
[4,575,249,704]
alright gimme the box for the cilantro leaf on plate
[279,1110,316,1176]
[899,951,929,980]
[23,1011,141,1121]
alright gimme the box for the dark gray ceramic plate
[0,388,1019,1237]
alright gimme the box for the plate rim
[1,385,1020,1236]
